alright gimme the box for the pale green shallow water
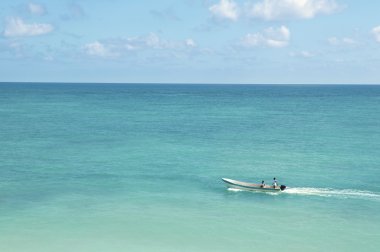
[0,83,379,251]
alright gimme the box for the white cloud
[328,37,356,46]
[117,33,175,50]
[290,50,314,57]
[371,26,380,43]
[43,55,54,61]
[209,0,239,21]
[84,34,197,59]
[84,41,118,58]
[124,33,196,50]
[300,50,314,57]
[28,3,45,15]
[145,33,163,48]
[3,17,53,37]
[185,39,196,47]
[247,0,339,20]
[240,26,290,48]
[327,37,339,45]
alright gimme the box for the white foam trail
[283,187,380,200]
[228,188,243,192]
[227,187,280,195]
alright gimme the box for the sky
[0,0,380,84]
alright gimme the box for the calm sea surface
[0,83,379,252]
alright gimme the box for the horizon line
[1,81,380,86]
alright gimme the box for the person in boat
[260,180,265,188]
[272,177,278,188]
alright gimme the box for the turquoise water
[0,83,379,252]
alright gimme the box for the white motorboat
[222,178,286,192]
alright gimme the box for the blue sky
[0,0,379,84]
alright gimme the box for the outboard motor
[280,185,286,191]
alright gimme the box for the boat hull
[222,178,284,192]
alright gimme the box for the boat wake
[227,188,243,192]
[227,187,380,201]
[283,187,380,201]
[227,188,280,195]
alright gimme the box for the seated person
[260,180,265,188]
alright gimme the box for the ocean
[0,83,379,252]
